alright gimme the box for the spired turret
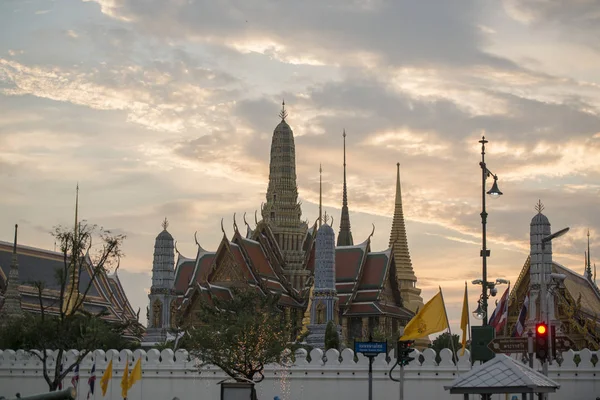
[306,217,341,349]
[261,102,309,290]
[0,224,23,322]
[528,201,553,325]
[143,218,177,345]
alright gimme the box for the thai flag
[87,363,96,399]
[71,364,80,388]
[512,292,529,337]
[489,286,510,334]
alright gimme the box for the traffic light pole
[399,364,404,400]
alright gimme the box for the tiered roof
[176,220,413,322]
[0,240,137,324]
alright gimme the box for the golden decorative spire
[319,164,322,228]
[337,129,353,246]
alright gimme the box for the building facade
[144,104,425,344]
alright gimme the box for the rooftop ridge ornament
[162,217,169,231]
[535,199,545,214]
[279,100,288,121]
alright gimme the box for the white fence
[1,348,598,400]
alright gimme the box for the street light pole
[480,137,489,325]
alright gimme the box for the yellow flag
[100,359,113,396]
[460,282,469,355]
[128,358,142,389]
[400,290,449,340]
[121,356,130,399]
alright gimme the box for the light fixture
[487,176,503,197]
[472,302,486,320]
[472,279,483,285]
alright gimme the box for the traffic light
[536,322,549,360]
[397,340,415,366]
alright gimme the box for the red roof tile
[335,247,365,282]
[240,238,277,278]
[358,253,388,290]
[174,260,196,293]
[192,253,216,284]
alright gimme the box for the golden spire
[74,183,79,238]
[337,129,353,246]
[319,164,322,228]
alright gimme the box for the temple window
[271,212,275,219]
[273,193,277,201]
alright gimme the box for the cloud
[88,0,518,69]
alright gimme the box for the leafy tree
[325,321,340,351]
[187,288,291,383]
[0,222,139,391]
[430,332,463,363]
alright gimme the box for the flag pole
[439,286,459,372]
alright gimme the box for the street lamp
[472,278,509,320]
[478,135,503,325]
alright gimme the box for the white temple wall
[1,347,597,400]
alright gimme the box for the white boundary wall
[1,348,598,400]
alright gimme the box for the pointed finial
[535,199,545,214]
[13,224,18,254]
[74,183,79,237]
[162,217,169,231]
[279,100,288,121]
[319,163,323,228]
[323,211,329,225]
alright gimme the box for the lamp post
[478,136,503,325]
[540,226,569,378]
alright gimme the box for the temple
[144,104,423,344]
[0,189,139,329]
[506,202,600,349]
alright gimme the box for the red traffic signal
[537,324,547,335]
[535,322,549,360]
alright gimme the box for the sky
[1,0,600,336]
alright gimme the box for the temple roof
[0,240,137,323]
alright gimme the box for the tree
[324,321,340,351]
[0,222,138,391]
[430,332,462,363]
[187,288,291,383]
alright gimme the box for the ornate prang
[162,217,169,231]
[535,200,545,214]
[279,100,288,121]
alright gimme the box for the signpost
[487,337,528,354]
[355,338,387,400]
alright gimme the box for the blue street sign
[354,341,387,357]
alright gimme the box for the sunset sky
[1,0,599,334]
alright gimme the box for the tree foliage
[0,222,140,391]
[324,321,340,351]
[187,288,291,383]
[430,332,462,363]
